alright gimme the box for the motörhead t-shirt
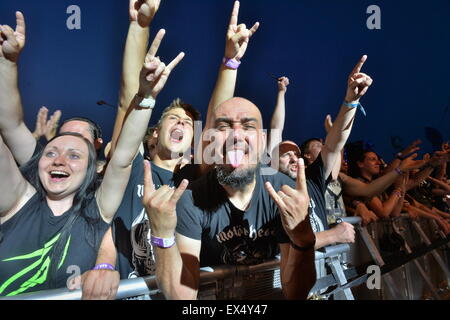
[176,166,295,267]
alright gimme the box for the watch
[396,152,405,160]
[150,234,176,248]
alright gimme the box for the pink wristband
[223,57,241,69]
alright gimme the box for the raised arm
[142,161,198,300]
[0,134,32,218]
[340,153,420,197]
[427,176,450,194]
[367,180,403,219]
[0,12,37,165]
[323,114,342,181]
[435,142,449,180]
[96,30,184,222]
[321,55,373,179]
[268,77,289,154]
[265,159,316,299]
[406,152,448,191]
[109,0,159,157]
[205,1,259,128]
[384,139,422,174]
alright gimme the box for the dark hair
[346,143,379,179]
[299,138,322,158]
[60,117,103,142]
[20,132,100,285]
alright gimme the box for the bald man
[144,97,316,300]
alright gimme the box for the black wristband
[290,237,316,252]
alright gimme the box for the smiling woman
[22,132,98,215]
[0,133,104,294]
[0,8,183,297]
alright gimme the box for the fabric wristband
[343,101,367,116]
[93,263,115,271]
[394,167,404,176]
[392,188,403,198]
[291,241,314,252]
[150,234,176,248]
[290,233,316,252]
[134,94,156,109]
[222,57,241,70]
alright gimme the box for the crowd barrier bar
[1,215,448,300]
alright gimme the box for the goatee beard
[215,164,259,191]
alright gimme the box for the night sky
[1,0,449,159]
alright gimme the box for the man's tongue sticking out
[227,150,244,168]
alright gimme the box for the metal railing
[1,215,448,300]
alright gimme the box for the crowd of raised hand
[0,1,448,301]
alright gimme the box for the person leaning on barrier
[271,56,373,250]
[322,120,424,226]
[144,97,316,300]
[109,97,199,285]
[347,149,406,219]
[347,146,447,221]
[0,12,104,163]
[0,15,167,295]
[402,152,450,234]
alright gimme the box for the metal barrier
[1,214,448,300]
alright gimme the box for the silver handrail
[2,215,447,300]
[1,248,343,300]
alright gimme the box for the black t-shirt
[176,166,295,267]
[0,193,108,297]
[305,155,329,232]
[113,153,198,279]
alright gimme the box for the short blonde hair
[156,98,201,128]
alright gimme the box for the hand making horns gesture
[0,11,26,63]
[265,158,314,248]
[225,1,260,61]
[143,160,189,238]
[137,29,185,100]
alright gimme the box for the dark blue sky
[1,0,449,159]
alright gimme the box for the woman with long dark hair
[0,26,184,296]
